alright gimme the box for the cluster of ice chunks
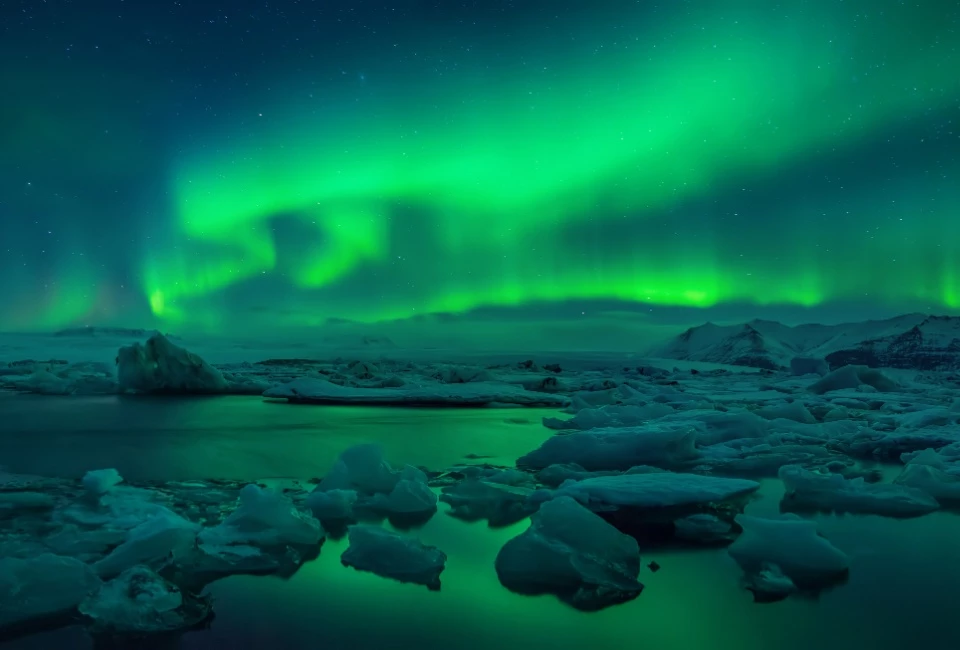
[439,467,539,527]
[306,444,439,527]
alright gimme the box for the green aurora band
[144,3,960,326]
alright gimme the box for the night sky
[2,0,958,335]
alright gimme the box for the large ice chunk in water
[894,449,960,502]
[340,526,446,590]
[728,514,849,590]
[556,472,759,510]
[264,377,569,407]
[440,469,538,526]
[79,566,211,634]
[673,514,734,545]
[93,510,200,578]
[495,496,642,610]
[318,444,401,494]
[0,554,101,630]
[790,357,829,377]
[117,333,229,394]
[199,484,323,548]
[82,469,123,496]
[543,403,674,431]
[779,465,939,517]
[809,365,898,394]
[517,422,700,471]
[375,478,438,517]
[306,489,358,520]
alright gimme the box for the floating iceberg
[0,554,101,630]
[543,403,674,431]
[79,566,211,634]
[264,378,569,407]
[306,489,358,520]
[199,484,323,549]
[728,514,849,590]
[495,496,642,610]
[93,510,200,578]
[340,525,446,590]
[809,365,898,394]
[117,334,229,394]
[82,469,123,496]
[779,464,939,517]
[440,474,538,527]
[555,472,760,510]
[673,514,734,545]
[517,422,700,471]
[894,449,960,502]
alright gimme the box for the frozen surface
[495,496,642,610]
[340,525,446,590]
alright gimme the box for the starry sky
[1,0,958,336]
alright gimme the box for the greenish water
[0,393,555,480]
[1,394,958,649]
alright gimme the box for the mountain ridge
[651,313,960,371]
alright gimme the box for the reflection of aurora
[6,1,958,330]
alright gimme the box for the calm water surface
[0,393,956,649]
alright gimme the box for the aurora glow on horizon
[2,0,959,334]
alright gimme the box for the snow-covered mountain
[650,313,960,371]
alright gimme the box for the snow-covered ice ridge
[653,313,960,371]
[4,345,960,639]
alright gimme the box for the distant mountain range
[650,314,960,371]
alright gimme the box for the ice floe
[495,496,642,610]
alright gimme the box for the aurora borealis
[2,0,959,334]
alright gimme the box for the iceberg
[117,333,231,394]
[0,554,101,630]
[79,566,211,634]
[494,496,642,610]
[264,377,569,407]
[728,514,849,590]
[93,510,200,578]
[894,449,960,502]
[809,365,898,394]
[517,422,700,471]
[779,464,939,517]
[199,484,323,549]
[82,468,123,496]
[555,472,760,510]
[306,489,358,520]
[340,525,446,590]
